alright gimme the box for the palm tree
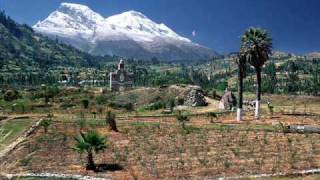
[74,131,107,170]
[240,27,272,119]
[236,54,246,121]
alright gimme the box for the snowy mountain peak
[105,10,191,42]
[123,10,148,19]
[57,3,104,23]
[33,3,216,60]
[59,2,91,10]
[34,2,104,38]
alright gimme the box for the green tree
[263,62,277,94]
[43,86,59,104]
[73,131,107,170]
[310,59,320,95]
[288,61,300,93]
[240,27,272,119]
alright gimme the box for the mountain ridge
[33,3,217,61]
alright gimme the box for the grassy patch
[0,119,33,150]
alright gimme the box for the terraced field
[1,113,320,179]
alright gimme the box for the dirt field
[1,112,320,179]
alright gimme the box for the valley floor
[1,111,320,179]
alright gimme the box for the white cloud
[192,30,196,37]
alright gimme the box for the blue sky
[1,0,320,54]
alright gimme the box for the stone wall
[184,87,208,107]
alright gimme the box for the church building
[109,59,133,91]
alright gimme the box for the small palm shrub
[73,131,107,170]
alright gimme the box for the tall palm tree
[74,131,107,170]
[236,54,246,121]
[240,27,272,119]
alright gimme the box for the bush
[39,119,51,133]
[108,102,134,111]
[81,99,89,109]
[169,98,175,110]
[144,101,166,111]
[44,86,59,98]
[106,111,118,132]
[124,103,134,111]
[12,100,31,113]
[215,81,228,91]
[176,97,184,106]
[96,95,108,105]
[3,90,19,101]
[176,111,189,130]
[60,103,76,109]
[108,102,120,109]
[43,86,60,103]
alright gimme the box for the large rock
[218,91,237,110]
[184,87,208,107]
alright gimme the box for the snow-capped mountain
[33,3,217,61]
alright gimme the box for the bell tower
[118,59,125,70]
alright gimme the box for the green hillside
[0,11,112,72]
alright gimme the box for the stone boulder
[184,87,208,107]
[218,91,237,110]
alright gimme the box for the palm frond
[73,131,107,153]
[240,27,272,68]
